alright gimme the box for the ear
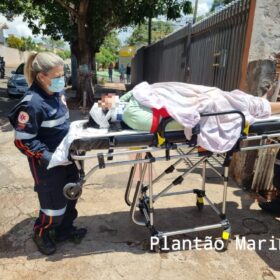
[37,72,45,83]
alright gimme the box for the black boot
[54,226,87,244]
[33,230,56,255]
[259,197,280,215]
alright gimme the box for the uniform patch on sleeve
[18,111,29,124]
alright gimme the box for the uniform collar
[30,81,59,99]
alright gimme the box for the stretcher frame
[63,111,280,251]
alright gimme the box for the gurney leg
[148,163,154,227]
[220,165,231,250]
[130,163,147,227]
[125,153,142,206]
[222,166,229,215]
[196,160,206,211]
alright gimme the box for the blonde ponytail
[24,52,64,86]
[24,52,38,86]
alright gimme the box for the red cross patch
[18,111,29,124]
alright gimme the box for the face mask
[47,76,65,92]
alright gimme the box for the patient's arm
[263,81,280,114]
[270,102,280,114]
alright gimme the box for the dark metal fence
[131,0,251,91]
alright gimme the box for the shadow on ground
[1,201,280,270]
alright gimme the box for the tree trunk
[76,0,95,105]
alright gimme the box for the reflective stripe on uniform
[275,159,280,166]
[40,205,67,217]
[41,112,69,128]
[15,131,37,140]
[20,95,33,103]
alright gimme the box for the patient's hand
[262,82,279,102]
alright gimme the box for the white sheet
[47,121,144,169]
[132,82,271,153]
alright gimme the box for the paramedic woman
[8,52,87,255]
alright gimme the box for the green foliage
[101,31,121,57]
[95,30,121,68]
[0,0,192,52]
[56,49,71,60]
[41,37,67,51]
[5,34,69,56]
[21,36,37,51]
[0,0,193,94]
[210,0,233,12]
[127,20,174,46]
[96,47,115,68]
[6,35,37,51]
[6,35,25,50]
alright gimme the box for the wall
[231,0,280,193]
[249,0,280,61]
[0,45,31,68]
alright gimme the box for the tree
[210,0,233,12]
[56,49,71,60]
[0,0,193,103]
[96,31,121,68]
[21,36,37,51]
[102,31,121,58]
[6,35,25,50]
[41,37,67,51]
[127,20,174,46]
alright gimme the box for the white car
[7,63,29,97]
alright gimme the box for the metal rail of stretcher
[63,111,280,251]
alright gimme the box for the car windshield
[16,63,24,75]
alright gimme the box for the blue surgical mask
[48,76,65,92]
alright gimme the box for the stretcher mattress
[70,115,280,152]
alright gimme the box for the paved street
[1,76,280,280]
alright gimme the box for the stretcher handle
[200,110,246,134]
[157,117,178,138]
[157,110,246,138]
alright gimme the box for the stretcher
[63,111,280,251]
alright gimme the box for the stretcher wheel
[63,183,82,200]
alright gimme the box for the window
[16,63,24,75]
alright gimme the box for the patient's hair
[24,52,64,86]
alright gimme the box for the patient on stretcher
[48,82,280,169]
[85,81,280,135]
[85,91,183,132]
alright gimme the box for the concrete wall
[231,0,280,193]
[249,0,280,62]
[245,0,280,97]
[0,45,31,68]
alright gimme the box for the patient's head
[99,93,117,110]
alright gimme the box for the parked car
[7,63,28,98]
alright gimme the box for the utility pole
[193,0,199,24]
[148,16,152,45]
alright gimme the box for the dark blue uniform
[8,81,79,237]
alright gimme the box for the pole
[193,0,199,24]
[148,16,152,45]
